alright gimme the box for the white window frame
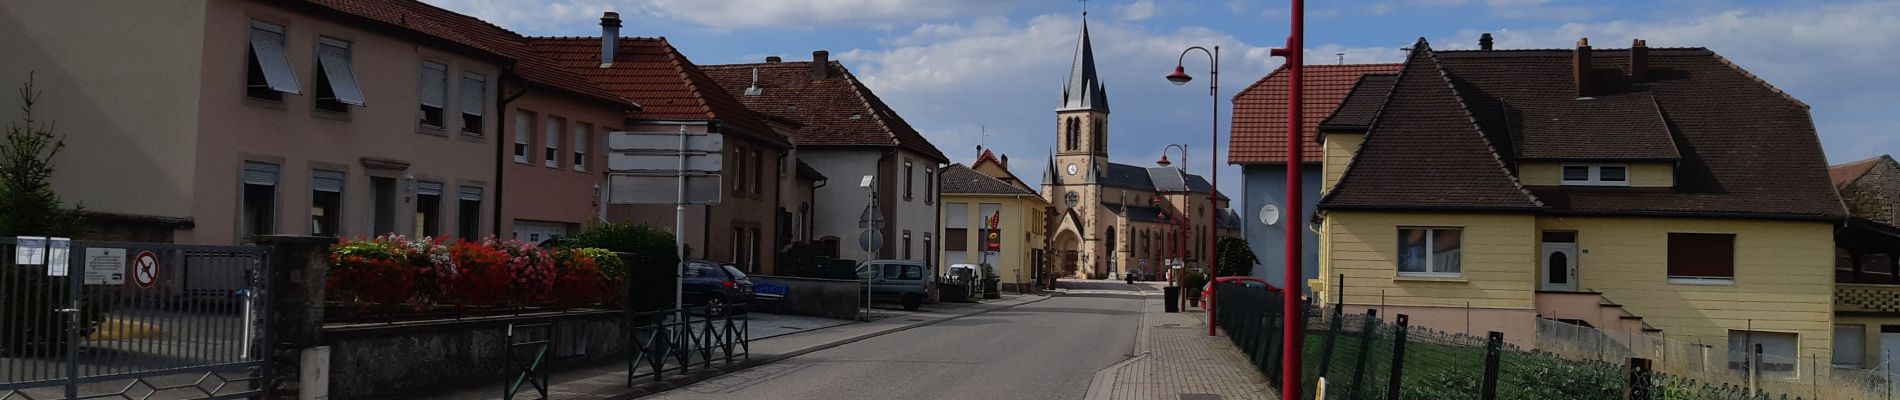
[513,110,532,164]
[1396,227,1463,277]
[544,116,563,169]
[459,72,486,136]
[573,123,590,172]
[418,61,448,128]
[1561,163,1630,187]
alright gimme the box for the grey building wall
[1241,165,1321,292]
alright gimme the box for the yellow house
[940,153,1049,291]
[1313,37,1846,378]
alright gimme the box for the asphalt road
[646,280,1149,400]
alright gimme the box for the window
[460,73,486,135]
[732,145,748,195]
[1397,227,1463,276]
[314,37,363,111]
[1668,233,1735,283]
[457,186,483,240]
[1106,228,1116,252]
[573,123,590,172]
[902,264,923,280]
[241,162,279,240]
[731,227,744,264]
[750,149,762,194]
[1092,120,1104,152]
[513,111,533,163]
[544,116,564,168]
[904,161,915,201]
[903,230,913,260]
[945,203,968,262]
[418,61,448,127]
[246,21,299,100]
[1727,330,1797,378]
[1065,118,1079,151]
[1561,164,1630,186]
[414,181,443,237]
[1835,325,1866,367]
[370,177,396,235]
[923,233,932,269]
[311,169,344,236]
[749,228,761,273]
[925,168,935,204]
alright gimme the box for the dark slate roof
[1098,162,1229,200]
[1218,209,1243,230]
[1318,74,1397,131]
[1322,38,1846,220]
[941,164,1035,196]
[1060,18,1109,113]
[1321,40,1542,211]
[1104,203,1167,223]
[700,61,949,162]
[1232,64,1403,164]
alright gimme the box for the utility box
[1163,286,1181,313]
[301,346,331,400]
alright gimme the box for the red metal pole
[1281,0,1306,397]
[1206,46,1221,338]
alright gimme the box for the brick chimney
[1479,33,1493,51]
[1573,38,1592,98]
[599,12,620,68]
[766,56,782,63]
[1630,39,1649,84]
[811,50,830,79]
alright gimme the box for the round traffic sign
[133,251,159,288]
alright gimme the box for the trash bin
[982,279,1001,299]
[1163,286,1181,313]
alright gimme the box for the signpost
[606,126,725,319]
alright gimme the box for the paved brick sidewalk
[1086,285,1278,400]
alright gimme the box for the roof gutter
[492,65,529,237]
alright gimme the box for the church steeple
[1060,17,1109,113]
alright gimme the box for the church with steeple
[1041,16,1239,280]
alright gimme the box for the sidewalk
[420,294,1052,400]
[1086,284,1278,400]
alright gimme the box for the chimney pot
[1630,39,1649,84]
[1479,33,1494,51]
[766,56,782,63]
[1573,38,1593,97]
[810,50,830,79]
[599,12,621,68]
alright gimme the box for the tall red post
[1280,0,1305,398]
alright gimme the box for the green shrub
[1181,268,1208,297]
[559,223,680,312]
[1,73,95,357]
[1214,237,1258,278]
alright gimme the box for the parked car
[682,260,755,314]
[857,259,929,311]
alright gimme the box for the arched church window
[1066,118,1080,151]
[1092,120,1104,152]
[1106,229,1116,252]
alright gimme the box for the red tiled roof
[301,0,636,109]
[700,61,948,162]
[1229,63,1401,165]
[1831,155,1887,190]
[527,37,787,147]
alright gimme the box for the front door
[1541,242,1579,292]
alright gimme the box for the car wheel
[706,296,728,316]
[901,293,922,311]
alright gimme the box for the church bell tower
[1054,15,1109,183]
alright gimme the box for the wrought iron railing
[625,305,750,385]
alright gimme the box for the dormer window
[1561,164,1629,186]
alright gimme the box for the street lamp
[1264,0,1308,398]
[1157,143,1188,284]
[1166,46,1220,335]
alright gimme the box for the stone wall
[321,311,628,400]
[747,275,862,320]
[1842,157,1899,227]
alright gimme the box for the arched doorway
[1054,229,1082,278]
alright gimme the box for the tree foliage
[556,223,680,312]
[0,72,83,237]
[1213,236,1258,277]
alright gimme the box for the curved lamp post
[1158,143,1190,286]
[1167,46,1219,336]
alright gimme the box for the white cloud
[1116,0,1158,21]
[423,0,1021,32]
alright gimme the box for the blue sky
[428,0,1899,197]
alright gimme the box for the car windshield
[856,265,874,279]
[722,265,748,280]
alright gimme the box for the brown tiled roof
[1322,38,1845,220]
[1831,155,1887,190]
[1511,94,1679,160]
[528,37,787,148]
[1322,41,1540,210]
[941,164,1036,196]
[701,61,949,162]
[1230,63,1402,165]
[301,0,635,109]
[1317,74,1396,131]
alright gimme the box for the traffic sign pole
[675,125,688,322]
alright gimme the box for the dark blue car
[682,260,755,314]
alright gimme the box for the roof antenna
[1337,53,1345,65]
[744,68,762,96]
[979,124,989,152]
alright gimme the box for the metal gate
[1,239,271,399]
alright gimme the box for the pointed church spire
[1060,16,1110,113]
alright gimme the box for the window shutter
[312,170,345,193]
[460,73,484,116]
[317,38,365,106]
[415,181,444,196]
[459,186,483,201]
[1667,233,1736,278]
[248,22,300,94]
[419,62,448,108]
[243,162,279,186]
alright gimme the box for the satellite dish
[1258,204,1281,226]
